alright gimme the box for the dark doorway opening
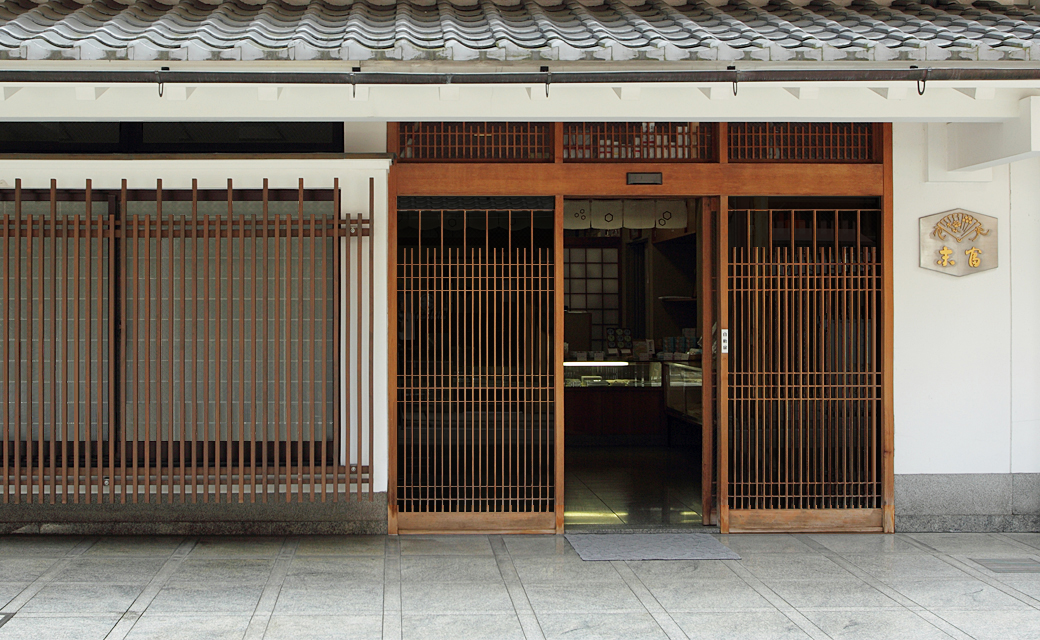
[562,198,709,530]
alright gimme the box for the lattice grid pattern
[397,122,553,162]
[563,122,716,162]
[727,208,883,510]
[563,247,620,352]
[396,208,556,514]
[728,123,878,163]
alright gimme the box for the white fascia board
[0,82,1032,122]
[0,157,392,190]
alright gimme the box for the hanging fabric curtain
[564,200,592,229]
[590,200,623,230]
[655,200,688,229]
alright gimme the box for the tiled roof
[2,0,1040,62]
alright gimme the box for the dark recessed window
[0,122,344,154]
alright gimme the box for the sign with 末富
[920,209,998,277]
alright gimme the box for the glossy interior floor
[564,446,706,531]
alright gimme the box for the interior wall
[892,122,1040,477]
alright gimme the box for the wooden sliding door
[395,199,557,533]
[718,204,886,532]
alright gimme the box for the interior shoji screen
[563,246,620,352]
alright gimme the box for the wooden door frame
[386,122,894,535]
[714,123,894,533]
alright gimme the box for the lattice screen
[397,206,556,514]
[726,207,883,510]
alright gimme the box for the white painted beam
[871,86,908,100]
[0,83,1029,122]
[699,86,732,101]
[926,122,992,182]
[257,85,283,101]
[612,86,641,101]
[948,96,1040,171]
[74,86,107,101]
[162,85,195,101]
[785,86,819,100]
[955,87,996,101]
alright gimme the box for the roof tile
[1,0,1039,61]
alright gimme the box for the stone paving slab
[0,532,1037,639]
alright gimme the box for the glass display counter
[664,362,703,423]
[562,361,662,388]
[563,361,666,445]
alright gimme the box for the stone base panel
[0,493,388,536]
[895,474,1040,533]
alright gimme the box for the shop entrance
[389,121,894,534]
[562,198,714,530]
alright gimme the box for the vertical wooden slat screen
[562,122,716,162]
[0,180,375,504]
[728,123,878,163]
[725,207,883,528]
[0,181,112,503]
[396,206,556,531]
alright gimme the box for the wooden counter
[564,386,666,446]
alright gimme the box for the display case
[562,361,662,388]
[664,362,703,423]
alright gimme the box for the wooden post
[387,123,400,159]
[717,195,730,533]
[700,199,715,526]
[881,122,895,534]
[554,194,565,533]
[387,163,400,534]
[718,123,729,164]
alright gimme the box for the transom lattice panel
[563,122,716,162]
[396,206,556,515]
[728,123,878,163]
[727,208,883,511]
[397,123,553,162]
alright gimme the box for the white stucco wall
[893,122,1040,475]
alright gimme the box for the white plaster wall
[343,122,387,154]
[893,122,1040,475]
[1010,159,1040,473]
[0,158,392,492]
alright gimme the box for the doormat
[565,533,740,561]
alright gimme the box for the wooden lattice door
[718,203,887,532]
[394,199,557,533]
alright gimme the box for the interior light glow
[563,361,630,367]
